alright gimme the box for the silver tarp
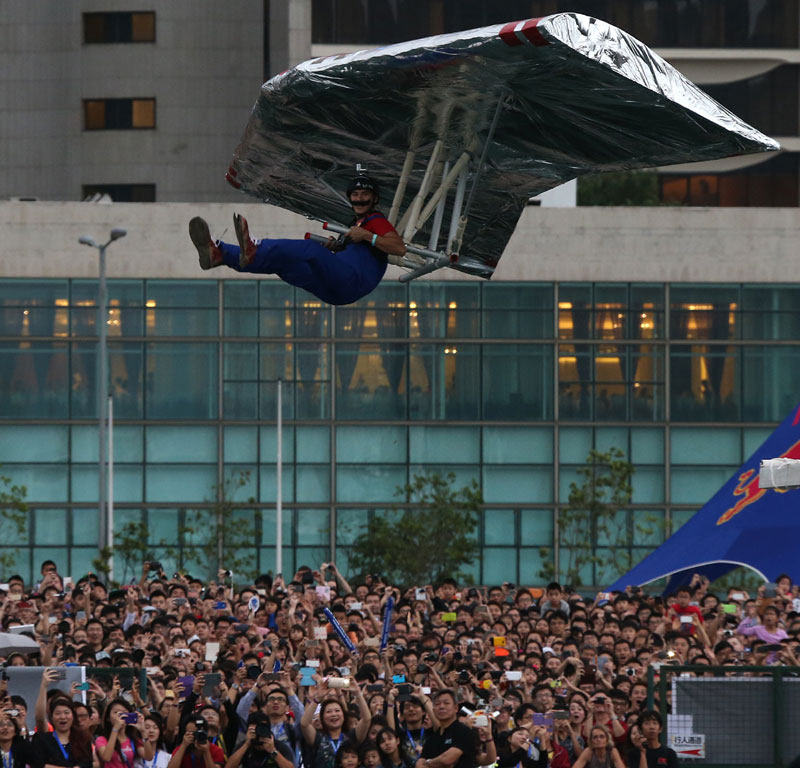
[228,13,779,278]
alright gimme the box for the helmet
[346,174,379,201]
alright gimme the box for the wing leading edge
[228,13,779,279]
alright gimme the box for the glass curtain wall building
[1,278,797,584]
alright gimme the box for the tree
[349,471,482,587]
[93,470,258,586]
[178,470,259,582]
[539,448,657,586]
[0,469,28,575]
[577,170,663,206]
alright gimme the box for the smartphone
[75,610,86,620]
[493,637,506,647]
[722,603,738,615]
[350,601,362,610]
[759,644,784,653]
[551,710,570,720]
[763,583,778,598]
[415,588,427,601]
[77,682,90,691]
[173,597,187,606]
[505,670,522,681]
[205,642,220,662]
[122,712,138,725]
[203,673,221,694]
[473,714,489,727]
[314,627,328,640]
[213,601,227,610]
[421,686,431,695]
[366,683,384,692]
[731,592,746,601]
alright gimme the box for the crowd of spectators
[1,559,800,768]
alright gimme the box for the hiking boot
[189,217,223,269]
[234,212,259,268]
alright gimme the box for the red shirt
[170,743,225,768]
[355,212,396,239]
[670,604,703,635]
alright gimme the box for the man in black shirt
[627,710,679,768]
[418,690,476,768]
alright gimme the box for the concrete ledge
[1,201,798,284]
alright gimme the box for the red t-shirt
[356,212,396,239]
[670,604,703,635]
[170,743,226,768]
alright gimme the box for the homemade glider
[608,402,800,594]
[227,13,779,281]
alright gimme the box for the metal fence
[647,665,800,767]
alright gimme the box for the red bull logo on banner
[717,436,800,525]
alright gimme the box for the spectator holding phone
[495,727,548,768]
[96,698,154,768]
[666,588,710,648]
[0,711,32,768]
[33,671,93,768]
[626,711,678,768]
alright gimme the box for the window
[81,184,156,202]
[84,99,156,130]
[84,12,156,43]
[660,153,799,207]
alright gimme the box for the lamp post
[78,228,127,571]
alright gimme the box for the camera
[194,729,208,745]
[457,670,471,684]
[417,663,429,674]
[195,662,206,673]
[122,712,138,725]
[425,653,438,663]
[301,572,315,585]
[223,570,233,578]
[255,722,271,739]
[625,668,636,677]
[149,562,162,572]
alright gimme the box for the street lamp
[78,228,127,570]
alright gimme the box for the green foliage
[0,470,28,575]
[349,471,482,588]
[709,566,765,594]
[577,170,663,206]
[177,470,258,583]
[94,471,258,587]
[539,448,658,586]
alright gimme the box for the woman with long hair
[33,670,93,768]
[96,698,154,768]
[135,714,171,768]
[300,682,371,768]
[572,725,625,768]
[495,727,548,768]
[375,728,415,768]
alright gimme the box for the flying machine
[226,13,779,283]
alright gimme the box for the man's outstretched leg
[189,217,243,270]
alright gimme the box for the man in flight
[189,173,405,305]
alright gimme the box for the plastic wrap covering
[228,13,779,278]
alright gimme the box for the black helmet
[346,174,379,200]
